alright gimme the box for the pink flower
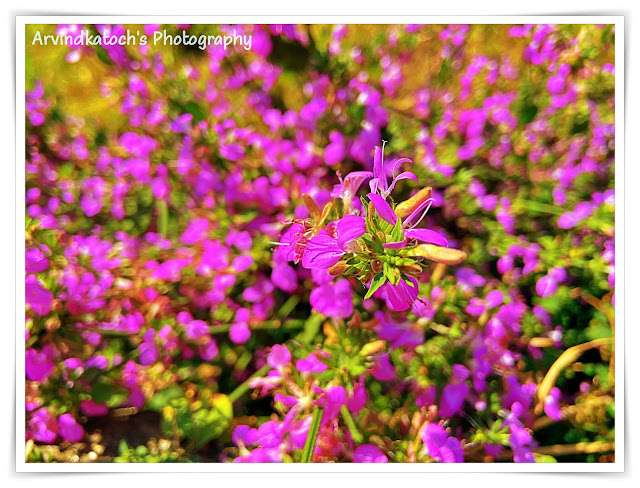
[58,413,84,442]
[421,423,464,463]
[368,144,417,199]
[25,348,54,382]
[28,409,58,443]
[384,276,419,312]
[302,215,365,270]
[310,279,354,318]
[371,353,396,381]
[25,275,53,317]
[353,444,388,463]
[267,345,291,371]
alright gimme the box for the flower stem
[228,364,270,403]
[156,200,169,237]
[301,407,324,463]
[340,406,363,444]
[515,200,564,216]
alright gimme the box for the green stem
[209,319,306,335]
[340,406,363,444]
[295,315,325,345]
[278,295,300,318]
[516,200,564,216]
[228,364,270,403]
[301,407,324,463]
[156,200,169,238]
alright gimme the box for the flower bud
[399,263,423,275]
[395,187,432,218]
[407,244,467,265]
[302,193,321,221]
[359,340,387,357]
[371,259,384,274]
[328,260,349,276]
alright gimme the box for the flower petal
[386,170,418,195]
[385,276,419,311]
[337,214,366,250]
[403,197,434,229]
[391,157,413,176]
[301,234,344,270]
[383,238,408,249]
[373,146,386,192]
[367,193,398,225]
[405,228,448,247]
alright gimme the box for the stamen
[408,199,434,230]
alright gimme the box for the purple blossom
[302,215,365,269]
[331,170,373,209]
[310,279,354,318]
[368,144,417,199]
[28,408,58,443]
[353,444,388,463]
[26,348,55,382]
[25,275,53,317]
[384,276,419,312]
[544,387,562,420]
[421,423,464,463]
[58,413,84,442]
[371,353,396,381]
[296,352,328,373]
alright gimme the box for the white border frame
[15,15,625,473]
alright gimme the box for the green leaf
[296,314,325,344]
[118,439,130,455]
[362,234,383,254]
[383,262,400,285]
[147,385,185,411]
[88,383,128,408]
[533,453,558,463]
[183,101,205,123]
[390,216,404,243]
[301,407,324,462]
[364,273,386,299]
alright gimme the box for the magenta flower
[368,144,417,199]
[180,218,210,245]
[80,400,109,417]
[25,247,50,274]
[439,364,470,418]
[310,279,354,318]
[271,262,297,293]
[536,268,566,297]
[421,423,464,463]
[366,193,447,247]
[371,353,396,381]
[384,276,419,312]
[302,215,365,269]
[25,348,54,382]
[353,444,388,463]
[324,131,346,166]
[230,308,251,345]
[296,352,328,373]
[28,408,58,443]
[331,170,374,208]
[25,275,53,317]
[58,413,84,442]
[267,344,291,372]
[374,310,424,348]
[544,387,562,421]
[184,319,210,340]
[367,192,398,225]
